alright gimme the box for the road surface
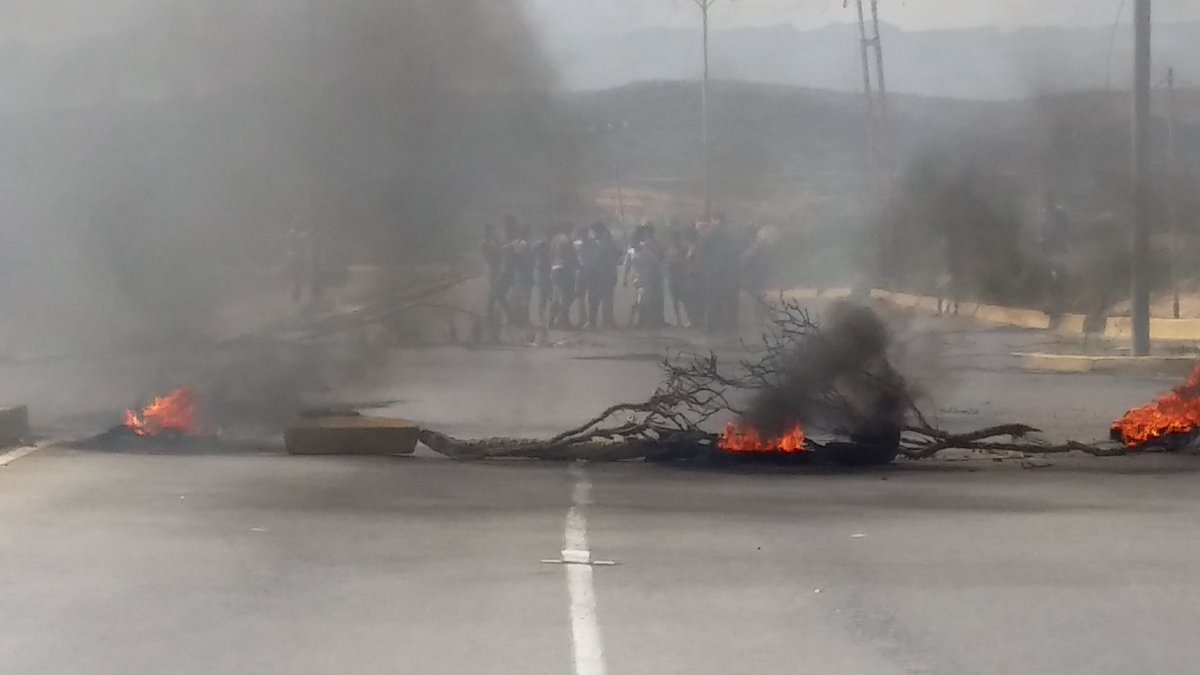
[2,319,1199,674]
[4,445,1200,674]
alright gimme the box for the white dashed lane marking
[564,462,607,675]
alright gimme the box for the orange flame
[719,421,807,454]
[123,387,200,437]
[1112,364,1200,447]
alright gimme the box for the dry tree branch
[415,298,1133,463]
[901,423,1042,459]
[546,398,672,445]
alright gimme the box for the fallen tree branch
[418,421,1133,464]
[545,399,668,445]
[926,440,1130,457]
[417,428,704,463]
[901,423,1042,458]
[411,300,1141,465]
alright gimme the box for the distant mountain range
[562,79,1200,188]
[544,22,1200,100]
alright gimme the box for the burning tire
[815,428,902,466]
[718,421,900,466]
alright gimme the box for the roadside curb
[779,287,853,301]
[1103,317,1200,342]
[1015,352,1197,376]
[868,289,1054,330]
[0,443,43,468]
[782,286,1200,341]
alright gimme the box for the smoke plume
[745,302,913,445]
[0,1,571,358]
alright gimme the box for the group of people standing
[482,215,770,333]
[482,217,623,331]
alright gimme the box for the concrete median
[1104,317,1200,343]
[1054,314,1089,336]
[285,416,420,456]
[863,288,1053,329]
[971,304,1052,330]
[0,406,29,447]
[1016,352,1196,376]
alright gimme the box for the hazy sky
[524,0,1200,34]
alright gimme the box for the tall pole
[1166,67,1180,319]
[306,0,321,212]
[702,2,711,219]
[869,0,891,184]
[854,0,877,186]
[853,0,891,287]
[694,0,716,220]
[1131,0,1152,356]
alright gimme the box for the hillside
[562,80,1200,300]
[545,22,1200,100]
[564,80,1200,206]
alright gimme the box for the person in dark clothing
[694,219,738,331]
[591,222,622,329]
[689,221,714,328]
[710,213,738,330]
[491,218,518,326]
[624,222,665,329]
[1042,196,1071,315]
[533,225,554,327]
[664,230,692,327]
[483,222,506,317]
[549,224,579,329]
[739,225,770,326]
[574,224,601,328]
[503,221,534,328]
[682,227,703,327]
[623,225,643,327]
[482,223,500,278]
[480,223,507,337]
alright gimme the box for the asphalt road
[5,446,1200,674]
[2,319,1200,674]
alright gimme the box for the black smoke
[744,302,911,446]
[0,1,574,356]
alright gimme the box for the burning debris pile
[732,302,911,464]
[1112,365,1200,449]
[418,300,1132,465]
[71,386,212,450]
[720,422,806,454]
[123,387,200,438]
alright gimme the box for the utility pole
[1167,67,1180,319]
[850,0,892,286]
[869,0,892,180]
[306,0,322,213]
[692,0,719,220]
[1131,0,1152,356]
[853,0,877,188]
